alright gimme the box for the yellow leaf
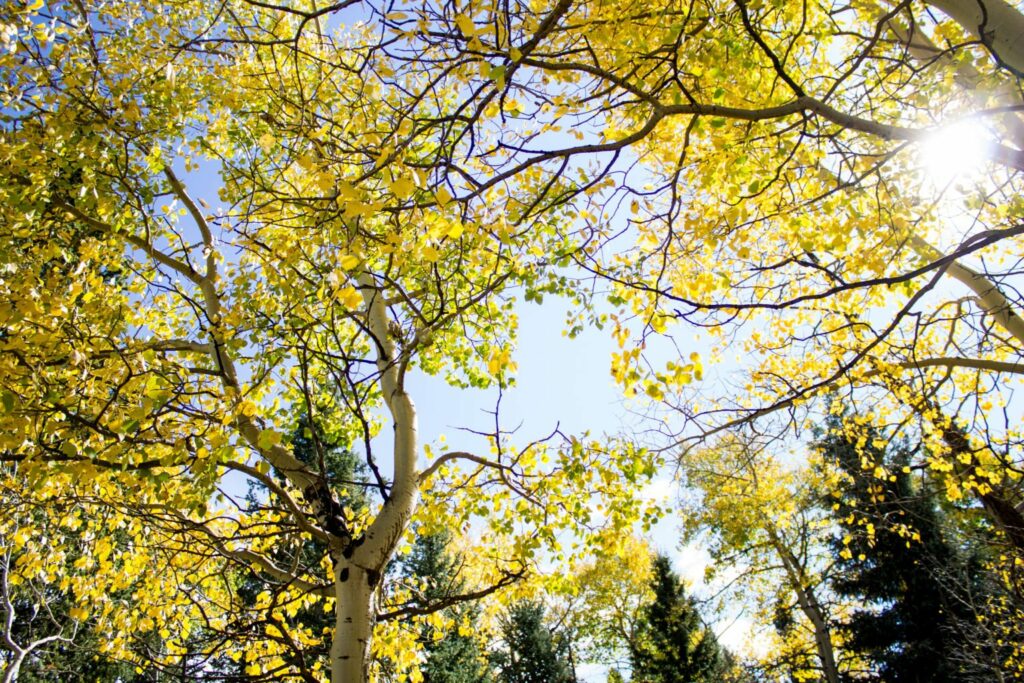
[336,286,362,310]
[314,172,334,192]
[421,245,440,262]
[343,202,372,220]
[257,429,282,450]
[434,186,453,207]
[487,348,515,376]
[455,14,475,36]
[124,101,141,122]
[389,176,416,199]
[337,180,358,199]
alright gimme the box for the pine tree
[630,555,724,683]
[819,421,989,682]
[494,600,575,683]
[401,531,492,683]
[225,412,368,676]
[285,411,369,512]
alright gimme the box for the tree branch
[376,567,525,621]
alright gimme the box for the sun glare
[919,120,992,187]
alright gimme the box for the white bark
[60,174,421,683]
[330,274,421,683]
[865,8,1024,350]
[879,6,1024,147]
[924,0,1024,74]
[331,562,376,683]
[1,655,23,683]
[908,235,1024,348]
[945,259,1024,346]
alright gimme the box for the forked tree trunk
[330,472,419,683]
[330,454,419,682]
[328,276,422,683]
[1,657,23,683]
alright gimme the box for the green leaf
[489,64,507,89]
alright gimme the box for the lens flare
[919,120,991,187]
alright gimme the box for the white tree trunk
[882,12,1024,147]
[329,393,420,683]
[945,259,1024,346]
[924,0,1024,74]
[327,276,423,683]
[1,654,24,683]
[331,562,376,683]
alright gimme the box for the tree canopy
[4,0,1024,680]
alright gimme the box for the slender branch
[164,168,217,281]
[230,548,333,599]
[892,356,1024,375]
[55,198,341,542]
[376,567,525,621]
[418,450,511,485]
[222,461,333,544]
[734,0,806,97]
[601,223,1024,315]
[163,509,333,598]
[143,339,214,354]
[52,200,202,282]
[684,353,1024,446]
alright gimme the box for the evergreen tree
[224,412,368,676]
[630,554,724,683]
[5,591,141,683]
[401,531,491,683]
[818,420,989,682]
[284,411,369,513]
[493,600,575,683]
